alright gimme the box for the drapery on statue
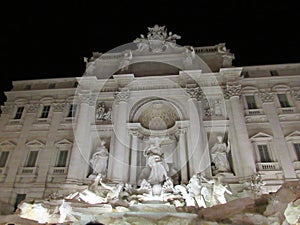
[89,140,109,177]
[143,142,169,185]
[210,135,231,175]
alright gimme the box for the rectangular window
[245,95,257,109]
[67,104,77,117]
[14,106,24,119]
[294,143,300,161]
[40,105,51,118]
[48,83,56,89]
[258,145,272,162]
[0,151,9,167]
[25,84,31,90]
[56,150,68,167]
[270,70,278,76]
[25,151,38,167]
[277,94,290,108]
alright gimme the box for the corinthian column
[67,93,95,183]
[109,90,130,182]
[225,83,256,177]
[186,87,210,176]
[129,129,140,185]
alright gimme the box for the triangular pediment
[250,132,273,141]
[25,139,45,148]
[286,131,300,141]
[55,139,72,147]
[0,140,16,150]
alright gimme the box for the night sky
[1,1,300,104]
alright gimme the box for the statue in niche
[89,140,109,177]
[142,142,169,185]
[210,135,231,175]
[96,102,112,121]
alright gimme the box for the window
[48,83,56,89]
[14,106,24,119]
[270,70,278,76]
[40,105,50,118]
[258,145,272,162]
[74,81,78,87]
[294,143,300,161]
[67,104,77,117]
[25,151,38,167]
[0,151,9,167]
[25,84,31,90]
[56,150,68,167]
[245,95,257,109]
[277,94,290,108]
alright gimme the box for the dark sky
[1,0,300,104]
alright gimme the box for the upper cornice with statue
[83,25,235,76]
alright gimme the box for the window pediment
[285,131,300,141]
[250,132,273,142]
[25,140,45,148]
[0,140,16,150]
[55,139,72,148]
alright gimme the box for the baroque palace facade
[0,25,300,214]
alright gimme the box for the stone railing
[50,167,68,175]
[277,107,296,114]
[256,162,281,171]
[245,109,264,116]
[19,167,38,175]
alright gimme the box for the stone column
[177,128,189,183]
[186,87,210,176]
[67,94,94,183]
[225,83,256,177]
[260,92,296,179]
[110,91,130,182]
[129,129,139,185]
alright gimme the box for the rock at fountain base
[129,203,176,213]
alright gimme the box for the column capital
[223,83,241,99]
[78,93,97,105]
[52,103,66,112]
[114,90,130,103]
[259,92,274,103]
[26,103,40,113]
[185,87,203,100]
[292,90,300,101]
[0,105,13,114]
[129,128,141,137]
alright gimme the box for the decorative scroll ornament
[26,104,40,113]
[133,25,181,53]
[52,103,66,112]
[260,92,274,103]
[292,90,300,101]
[185,87,203,100]
[223,83,241,99]
[0,105,13,114]
[114,91,129,103]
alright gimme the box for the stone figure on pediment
[89,140,109,177]
[210,135,231,175]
